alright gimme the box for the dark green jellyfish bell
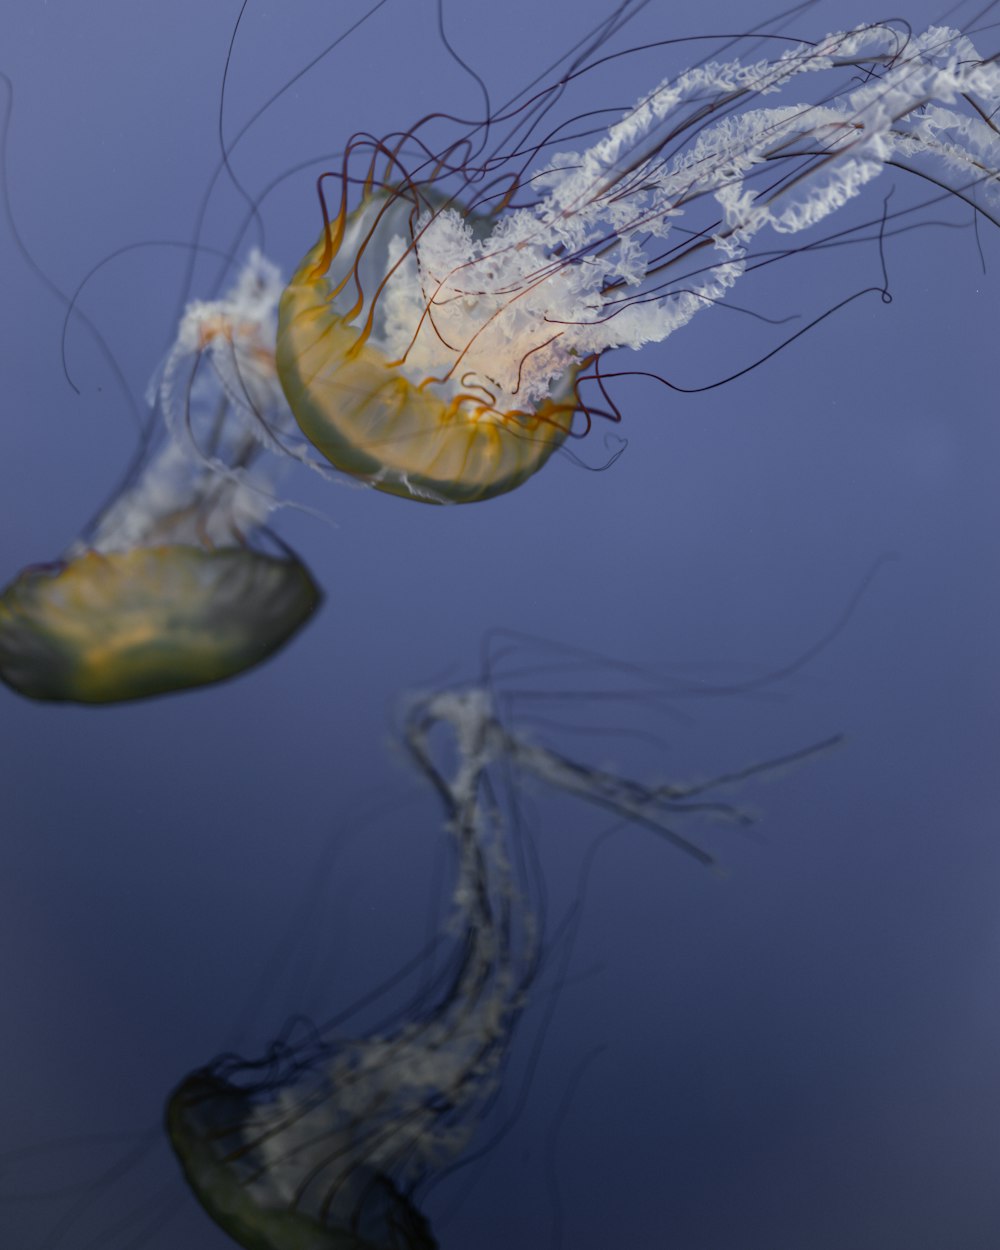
[166,1071,437,1250]
[0,544,320,704]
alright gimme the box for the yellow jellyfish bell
[0,252,321,704]
[277,191,578,504]
[0,546,318,704]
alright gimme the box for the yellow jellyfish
[0,253,321,704]
[276,23,1000,504]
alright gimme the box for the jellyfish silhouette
[165,661,837,1250]
[275,22,1000,503]
[0,253,321,703]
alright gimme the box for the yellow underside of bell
[277,246,573,505]
[0,545,320,704]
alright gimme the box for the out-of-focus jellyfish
[0,252,321,703]
[165,688,539,1250]
[165,662,836,1249]
[276,22,1000,503]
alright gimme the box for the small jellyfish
[0,253,321,703]
[276,22,1000,503]
[165,668,834,1249]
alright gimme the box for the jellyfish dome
[276,23,1000,504]
[0,253,321,703]
[167,1064,437,1250]
[0,546,318,704]
[277,193,578,505]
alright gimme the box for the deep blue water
[1,2,999,1247]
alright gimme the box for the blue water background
[1,2,999,1247]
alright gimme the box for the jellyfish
[275,20,1000,503]
[0,252,321,704]
[165,687,539,1250]
[165,656,837,1250]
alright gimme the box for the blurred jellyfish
[275,21,1000,503]
[0,624,841,1248]
[165,654,836,1250]
[0,252,321,704]
[166,688,538,1250]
